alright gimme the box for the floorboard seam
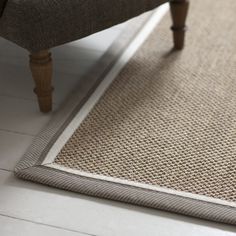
[0,128,35,137]
[0,212,96,236]
[0,168,12,173]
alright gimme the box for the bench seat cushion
[0,0,167,51]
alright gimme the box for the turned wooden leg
[29,50,53,113]
[170,0,189,50]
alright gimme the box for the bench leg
[29,50,53,113]
[170,0,189,50]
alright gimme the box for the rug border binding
[16,163,236,225]
[47,163,236,209]
[14,4,236,226]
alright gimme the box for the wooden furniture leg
[170,0,189,50]
[29,50,53,113]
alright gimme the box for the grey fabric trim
[16,165,236,225]
[0,0,168,51]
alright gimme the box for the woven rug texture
[54,0,236,204]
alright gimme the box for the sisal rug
[15,0,236,225]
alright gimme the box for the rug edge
[15,164,236,226]
[14,5,236,226]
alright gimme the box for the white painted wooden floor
[0,13,236,236]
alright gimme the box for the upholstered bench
[0,0,189,112]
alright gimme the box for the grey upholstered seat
[0,0,189,112]
[0,0,167,52]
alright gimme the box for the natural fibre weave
[54,0,236,205]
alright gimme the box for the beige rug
[15,0,236,225]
